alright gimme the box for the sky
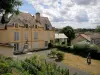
[19,0,100,29]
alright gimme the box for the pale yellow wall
[0,25,55,50]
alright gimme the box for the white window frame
[34,32,38,39]
[45,41,48,48]
[14,32,19,41]
[25,32,28,40]
[14,43,19,51]
[34,42,38,49]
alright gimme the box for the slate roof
[0,12,53,30]
[7,12,36,26]
[40,17,52,30]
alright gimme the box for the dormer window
[25,24,28,28]
[35,25,38,28]
[45,24,49,30]
[15,23,18,28]
[33,25,34,28]
[36,20,38,23]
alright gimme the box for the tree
[60,26,75,46]
[96,26,100,32]
[0,0,22,24]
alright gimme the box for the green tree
[61,26,75,46]
[0,0,22,24]
[96,26,100,32]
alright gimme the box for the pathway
[13,50,91,75]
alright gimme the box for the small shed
[55,33,68,44]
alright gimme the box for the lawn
[63,53,100,75]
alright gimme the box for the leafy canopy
[0,0,22,14]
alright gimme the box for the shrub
[0,54,76,75]
[0,55,12,75]
[89,44,100,53]
[56,51,64,61]
[89,44,100,59]
[50,49,57,57]
[48,43,53,48]
[62,42,65,44]
[73,43,90,57]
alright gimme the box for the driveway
[13,50,91,75]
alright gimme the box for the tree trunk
[1,12,8,24]
[67,38,71,46]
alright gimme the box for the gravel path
[13,50,91,75]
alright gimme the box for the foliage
[48,43,53,48]
[96,26,100,32]
[73,43,90,57]
[0,0,22,13]
[75,28,95,33]
[60,26,75,46]
[56,51,64,61]
[0,0,22,24]
[55,43,100,60]
[0,55,73,75]
[0,55,12,75]
[51,49,58,57]
[89,44,100,52]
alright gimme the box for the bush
[48,43,53,48]
[49,49,57,57]
[0,55,12,75]
[56,51,64,61]
[0,54,76,75]
[89,44,100,59]
[62,42,65,44]
[89,44,100,52]
[73,43,90,57]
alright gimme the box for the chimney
[35,12,40,22]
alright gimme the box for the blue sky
[19,0,100,28]
[19,0,36,15]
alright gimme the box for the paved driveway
[13,50,91,75]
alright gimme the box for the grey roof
[0,12,53,30]
[7,12,36,26]
[90,33,100,39]
[40,17,52,30]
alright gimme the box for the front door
[14,43,19,52]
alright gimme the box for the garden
[0,54,75,75]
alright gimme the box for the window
[25,32,28,40]
[34,32,38,39]
[48,32,50,40]
[14,32,19,41]
[45,24,49,30]
[14,43,19,51]
[33,25,34,28]
[45,41,48,47]
[35,25,38,28]
[25,24,28,28]
[34,42,38,49]
[15,23,18,28]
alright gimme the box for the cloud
[25,0,100,28]
[72,0,98,5]
[75,10,89,22]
